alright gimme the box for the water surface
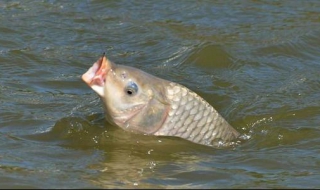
[0,0,320,188]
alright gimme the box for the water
[0,0,320,188]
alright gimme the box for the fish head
[82,56,170,134]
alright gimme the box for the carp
[82,55,240,147]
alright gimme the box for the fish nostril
[121,72,127,79]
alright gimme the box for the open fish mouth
[82,55,111,87]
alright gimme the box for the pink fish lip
[82,56,111,87]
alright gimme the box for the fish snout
[82,56,112,87]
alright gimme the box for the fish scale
[156,82,239,147]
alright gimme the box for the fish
[82,55,240,147]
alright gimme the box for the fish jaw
[110,103,147,126]
[81,56,112,97]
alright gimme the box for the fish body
[82,56,239,147]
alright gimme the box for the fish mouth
[111,104,147,127]
[82,56,112,87]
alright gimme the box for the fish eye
[125,81,138,96]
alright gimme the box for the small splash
[149,161,156,170]
[137,168,144,176]
[250,116,274,128]
[239,133,251,140]
[99,167,108,172]
[92,135,99,144]
[147,149,154,155]
[278,134,283,140]
[261,129,268,135]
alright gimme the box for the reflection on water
[0,0,320,188]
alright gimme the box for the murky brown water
[1,0,320,188]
